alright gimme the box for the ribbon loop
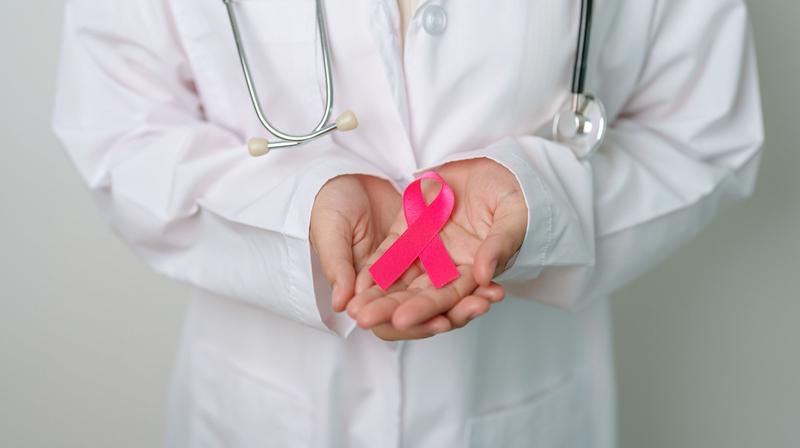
[369,172,460,290]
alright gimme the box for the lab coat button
[422,5,447,35]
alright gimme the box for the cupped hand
[346,158,528,339]
[310,175,400,312]
[311,174,500,339]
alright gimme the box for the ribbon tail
[419,237,459,288]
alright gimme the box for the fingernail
[429,322,450,335]
[331,283,340,303]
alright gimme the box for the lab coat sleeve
[51,0,382,336]
[424,0,764,310]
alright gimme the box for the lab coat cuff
[415,140,555,282]
[285,153,394,338]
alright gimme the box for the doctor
[53,0,763,446]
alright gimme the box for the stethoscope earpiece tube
[222,0,355,155]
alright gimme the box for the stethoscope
[222,0,606,160]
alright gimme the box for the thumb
[473,208,527,286]
[311,211,356,312]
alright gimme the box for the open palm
[346,158,528,339]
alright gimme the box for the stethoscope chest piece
[553,94,607,159]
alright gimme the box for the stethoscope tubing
[224,0,604,156]
[222,0,336,147]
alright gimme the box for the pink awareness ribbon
[369,171,460,290]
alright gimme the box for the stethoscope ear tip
[248,138,270,157]
[246,109,358,157]
[335,110,358,132]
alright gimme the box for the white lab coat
[52,0,763,446]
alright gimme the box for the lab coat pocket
[466,378,582,448]
[189,344,313,448]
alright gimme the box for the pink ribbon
[369,171,460,290]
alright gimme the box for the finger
[446,295,492,329]
[330,261,357,313]
[371,315,452,341]
[352,272,430,329]
[356,293,408,329]
[391,266,478,331]
[348,263,424,319]
[473,210,527,286]
[474,283,506,302]
[347,285,387,319]
[312,213,356,312]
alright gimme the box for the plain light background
[1,1,797,447]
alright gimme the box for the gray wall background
[1,1,797,447]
